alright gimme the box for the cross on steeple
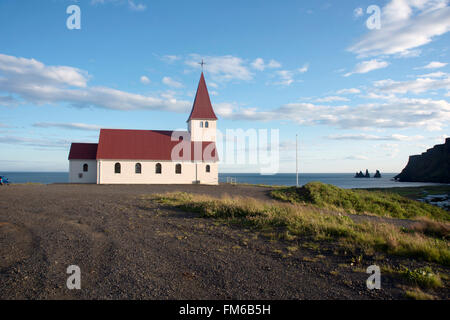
[198,59,206,71]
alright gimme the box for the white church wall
[97,160,218,185]
[69,160,97,184]
[189,119,216,142]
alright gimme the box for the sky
[0,0,449,173]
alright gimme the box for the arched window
[175,163,182,174]
[83,163,88,172]
[206,165,210,173]
[205,121,209,128]
[135,163,142,174]
[114,163,121,174]
[200,121,203,128]
[155,163,162,174]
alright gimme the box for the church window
[206,165,210,173]
[83,163,88,172]
[205,121,209,128]
[175,163,182,174]
[115,162,121,174]
[156,163,162,174]
[135,163,142,174]
[200,121,203,128]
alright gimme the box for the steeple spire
[187,72,218,122]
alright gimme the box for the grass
[399,266,443,289]
[271,182,449,221]
[367,185,450,200]
[410,218,449,240]
[404,288,436,300]
[146,192,450,266]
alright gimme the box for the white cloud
[0,53,88,88]
[33,122,102,131]
[251,58,265,71]
[214,102,236,118]
[417,71,447,78]
[275,70,295,86]
[345,155,369,160]
[0,135,70,149]
[336,88,361,94]
[315,96,349,103]
[418,61,448,69]
[373,74,450,94]
[348,1,450,57]
[221,97,450,131]
[185,54,253,81]
[344,59,389,76]
[354,7,364,18]
[91,0,146,11]
[140,75,150,84]
[128,0,146,11]
[268,59,282,69]
[162,76,183,88]
[250,58,282,71]
[298,64,309,73]
[0,53,191,112]
[161,55,181,63]
[327,133,424,141]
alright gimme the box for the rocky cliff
[395,138,450,183]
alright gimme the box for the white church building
[68,72,219,185]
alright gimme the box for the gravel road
[0,184,444,299]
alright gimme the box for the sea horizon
[1,171,448,189]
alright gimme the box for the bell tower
[187,72,218,142]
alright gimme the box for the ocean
[0,172,447,189]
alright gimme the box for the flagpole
[296,134,299,187]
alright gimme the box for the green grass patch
[146,192,450,266]
[271,182,449,221]
[367,185,450,199]
[399,266,443,289]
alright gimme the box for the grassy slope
[271,182,449,222]
[148,192,450,266]
[364,185,450,199]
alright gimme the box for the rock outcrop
[374,170,381,178]
[355,169,371,178]
[395,138,450,183]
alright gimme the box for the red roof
[68,143,98,160]
[187,72,218,121]
[96,129,218,161]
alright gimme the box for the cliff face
[395,138,450,183]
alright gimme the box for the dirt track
[0,184,446,299]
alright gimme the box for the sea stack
[395,138,450,183]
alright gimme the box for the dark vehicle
[0,176,10,185]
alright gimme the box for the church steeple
[187,72,218,122]
[187,72,217,142]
